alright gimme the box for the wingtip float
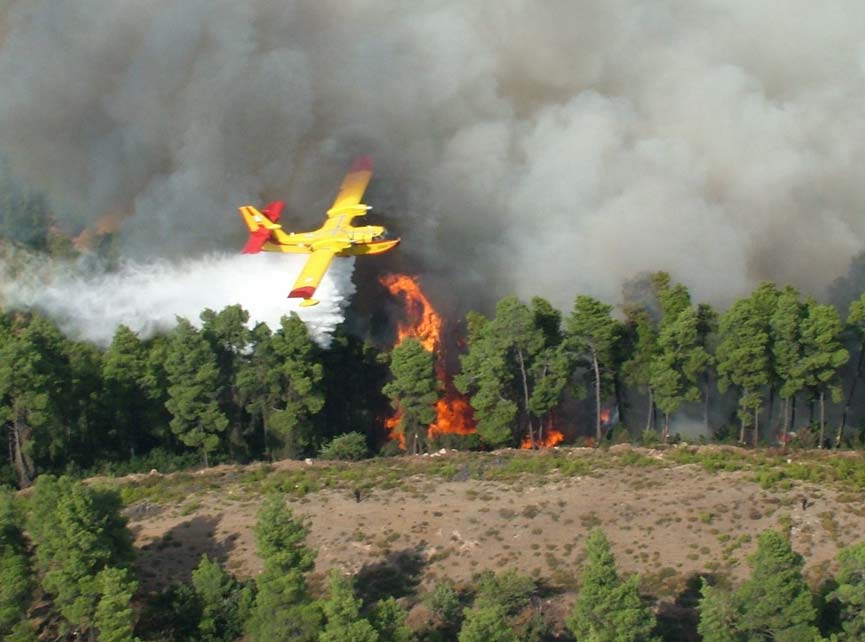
[238,157,400,307]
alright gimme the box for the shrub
[474,569,536,615]
[319,433,369,461]
[425,581,462,624]
[640,429,661,446]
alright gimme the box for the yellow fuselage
[262,214,399,256]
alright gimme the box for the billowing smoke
[1,0,865,323]
[0,252,355,346]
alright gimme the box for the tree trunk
[663,412,670,444]
[11,405,34,488]
[516,348,534,448]
[262,415,270,461]
[203,447,209,468]
[645,387,654,433]
[767,387,775,439]
[592,351,602,443]
[835,414,844,449]
[782,397,789,448]
[739,390,748,444]
[753,406,759,448]
[819,390,825,449]
[614,374,626,429]
[840,340,865,435]
[703,376,711,435]
[791,394,797,435]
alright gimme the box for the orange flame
[430,394,475,438]
[379,274,442,352]
[600,408,611,425]
[384,414,406,449]
[379,274,475,447]
[521,427,565,449]
[521,416,565,449]
[73,211,128,252]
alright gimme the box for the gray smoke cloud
[2,0,865,319]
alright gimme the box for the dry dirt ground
[114,445,865,614]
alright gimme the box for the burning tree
[379,274,476,450]
[383,338,439,454]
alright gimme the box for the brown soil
[122,447,865,606]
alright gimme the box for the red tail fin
[262,201,284,223]
[239,202,284,254]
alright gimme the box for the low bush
[319,432,369,461]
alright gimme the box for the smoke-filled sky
[2,0,865,318]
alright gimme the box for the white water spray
[0,252,356,347]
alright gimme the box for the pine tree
[60,337,106,471]
[28,476,133,632]
[251,315,325,458]
[527,298,573,445]
[735,530,819,641]
[566,529,658,642]
[456,298,560,448]
[566,296,621,443]
[770,287,806,446]
[458,603,519,642]
[200,305,253,458]
[93,567,140,642]
[368,597,411,642]
[716,286,775,444]
[191,555,254,642]
[0,489,32,635]
[622,305,661,434]
[164,318,228,467]
[829,541,865,641]
[696,580,738,642]
[237,322,276,458]
[247,494,320,642]
[797,301,848,447]
[103,325,150,458]
[455,311,517,447]
[0,313,69,487]
[490,297,547,446]
[650,306,711,442]
[841,294,865,437]
[318,571,379,642]
[383,338,439,455]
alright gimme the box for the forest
[2,263,865,489]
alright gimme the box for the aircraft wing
[288,247,341,302]
[327,156,373,217]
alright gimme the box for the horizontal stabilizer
[238,204,282,253]
[242,228,271,254]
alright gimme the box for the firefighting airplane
[238,157,399,307]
